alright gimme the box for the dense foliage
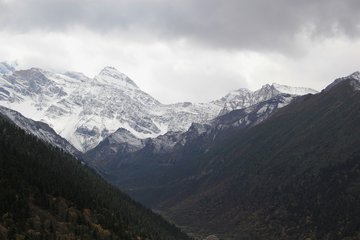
[0,114,190,240]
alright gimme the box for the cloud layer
[1,0,360,52]
[0,0,360,103]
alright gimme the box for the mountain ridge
[2,61,360,239]
[83,73,360,239]
[155,76,360,239]
[0,108,190,240]
[0,62,317,152]
[0,105,81,156]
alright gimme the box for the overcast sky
[1,0,360,103]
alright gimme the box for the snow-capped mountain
[325,71,360,91]
[216,83,318,115]
[0,66,222,152]
[85,92,297,170]
[212,93,296,131]
[0,61,17,76]
[0,105,80,156]
[0,64,317,152]
[272,83,318,95]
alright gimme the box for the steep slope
[0,106,80,156]
[0,65,317,152]
[157,73,360,239]
[324,71,360,91]
[0,112,190,239]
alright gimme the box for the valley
[1,1,360,239]
[1,62,360,239]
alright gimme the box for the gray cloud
[1,0,360,53]
[1,0,360,104]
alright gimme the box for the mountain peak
[256,84,278,95]
[272,83,318,95]
[349,71,360,81]
[261,83,275,90]
[96,66,139,88]
[100,66,119,73]
[325,71,360,91]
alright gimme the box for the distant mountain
[324,71,360,91]
[272,82,318,95]
[153,73,360,239]
[0,105,80,156]
[215,83,317,115]
[0,65,317,152]
[83,93,297,207]
[211,93,296,130]
[86,72,360,239]
[0,109,190,239]
[85,92,297,170]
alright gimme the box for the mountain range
[0,62,317,152]
[83,71,360,239]
[2,61,360,239]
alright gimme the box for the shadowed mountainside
[88,74,360,239]
[0,113,190,240]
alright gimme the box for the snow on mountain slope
[325,71,360,91]
[0,105,80,156]
[272,83,318,95]
[0,66,220,152]
[0,67,165,152]
[216,83,318,115]
[213,93,296,131]
[109,128,146,153]
[85,93,295,169]
[0,65,317,152]
[0,61,17,76]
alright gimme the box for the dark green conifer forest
[0,114,190,240]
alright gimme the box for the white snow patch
[272,83,318,95]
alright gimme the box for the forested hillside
[0,114,190,240]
